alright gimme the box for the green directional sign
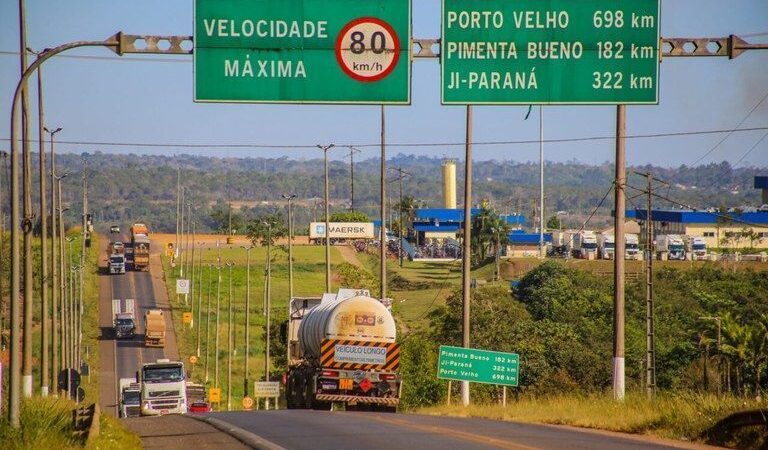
[442,0,660,105]
[437,345,519,386]
[194,0,411,104]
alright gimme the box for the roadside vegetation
[0,232,140,449]
[161,243,345,409]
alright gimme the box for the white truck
[112,299,136,339]
[549,230,573,257]
[687,236,708,261]
[119,378,141,418]
[109,253,126,274]
[572,231,598,260]
[598,233,615,260]
[656,234,686,260]
[139,359,187,416]
[625,234,642,260]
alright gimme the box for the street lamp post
[241,245,253,396]
[263,221,272,409]
[282,194,296,367]
[204,262,212,383]
[196,243,204,357]
[317,144,334,293]
[226,261,233,411]
[44,126,61,396]
[214,260,221,390]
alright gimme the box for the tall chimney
[442,160,457,209]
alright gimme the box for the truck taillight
[380,374,397,381]
[321,370,339,378]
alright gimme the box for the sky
[0,0,766,167]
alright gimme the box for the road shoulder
[123,415,252,449]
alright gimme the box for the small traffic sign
[209,387,221,403]
[335,17,401,82]
[183,312,193,325]
[242,396,254,410]
[253,381,280,398]
[176,279,190,294]
[189,355,198,365]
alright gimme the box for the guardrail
[72,403,100,446]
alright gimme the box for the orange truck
[131,223,150,271]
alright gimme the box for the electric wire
[2,126,767,152]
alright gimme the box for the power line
[2,126,767,152]
[733,131,768,167]
[691,91,768,166]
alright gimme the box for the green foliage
[209,203,245,234]
[398,333,445,409]
[335,262,379,297]
[546,215,561,230]
[246,213,287,246]
[328,211,369,222]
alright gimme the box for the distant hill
[27,152,764,233]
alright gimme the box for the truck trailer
[598,233,615,260]
[144,309,166,348]
[131,223,150,271]
[285,289,401,412]
[572,231,598,260]
[112,299,136,339]
[656,234,686,260]
[687,236,708,261]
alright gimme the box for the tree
[328,211,369,222]
[246,213,287,246]
[210,204,245,234]
[546,215,561,230]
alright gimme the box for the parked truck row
[550,230,708,261]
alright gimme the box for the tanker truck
[284,289,401,412]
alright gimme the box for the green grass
[0,396,141,450]
[162,244,345,409]
[416,392,765,445]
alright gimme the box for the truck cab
[112,299,136,339]
[625,234,642,260]
[573,231,598,260]
[140,359,187,416]
[688,236,708,261]
[119,378,141,418]
[598,233,615,260]
[109,253,126,274]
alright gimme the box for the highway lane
[101,231,170,414]
[208,410,704,450]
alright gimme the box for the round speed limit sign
[335,17,401,82]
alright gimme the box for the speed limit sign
[335,17,401,82]
[176,279,190,295]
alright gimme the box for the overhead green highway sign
[437,345,519,387]
[194,0,411,104]
[441,0,660,105]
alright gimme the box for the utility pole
[29,47,50,397]
[190,218,195,312]
[539,105,545,259]
[227,262,233,411]
[204,262,212,383]
[175,167,180,265]
[461,105,473,406]
[19,0,33,401]
[57,180,68,395]
[79,162,88,371]
[282,194,296,368]
[242,246,252,395]
[317,144,335,293]
[380,106,387,302]
[0,152,5,355]
[196,245,203,358]
[630,171,668,399]
[613,105,626,402]
[179,187,185,277]
[346,147,360,211]
[214,260,221,388]
[282,195,297,299]
[264,222,272,409]
[389,167,411,268]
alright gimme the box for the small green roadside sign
[194,0,411,104]
[441,0,660,105]
[437,345,519,387]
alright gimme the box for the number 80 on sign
[335,17,401,82]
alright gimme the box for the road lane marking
[365,414,541,450]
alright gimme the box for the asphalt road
[98,231,177,416]
[208,410,706,450]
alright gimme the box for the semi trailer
[285,289,401,412]
[112,298,136,339]
[131,223,150,271]
[144,309,166,348]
